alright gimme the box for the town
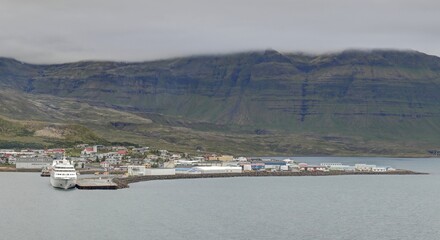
[0,144,397,176]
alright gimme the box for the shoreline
[0,167,40,172]
[112,170,426,189]
[0,168,127,174]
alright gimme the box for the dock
[76,178,118,190]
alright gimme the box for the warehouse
[16,157,53,169]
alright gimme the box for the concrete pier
[113,169,426,189]
[76,178,118,190]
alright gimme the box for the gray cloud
[0,0,439,63]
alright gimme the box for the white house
[106,157,122,165]
[8,156,17,164]
[100,161,110,168]
[234,157,248,162]
[355,164,376,172]
[169,154,181,160]
[158,150,169,156]
[81,146,98,155]
[147,154,159,160]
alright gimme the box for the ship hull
[50,177,77,190]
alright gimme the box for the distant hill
[1,49,440,156]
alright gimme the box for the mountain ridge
[1,49,440,155]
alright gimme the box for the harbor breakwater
[112,170,426,189]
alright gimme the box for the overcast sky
[1,0,439,63]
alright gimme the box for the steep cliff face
[1,49,440,153]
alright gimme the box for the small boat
[41,166,51,177]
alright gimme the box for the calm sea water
[1,157,440,240]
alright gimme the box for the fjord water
[1,157,440,240]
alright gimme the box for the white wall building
[329,165,355,171]
[16,157,53,169]
[144,168,175,176]
[192,156,204,161]
[127,165,175,176]
[243,164,252,171]
[320,163,342,167]
[372,167,387,172]
[128,165,147,176]
[190,166,242,174]
[300,165,329,172]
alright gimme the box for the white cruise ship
[50,158,77,190]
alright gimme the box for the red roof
[117,150,127,155]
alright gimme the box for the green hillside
[1,49,440,156]
[0,116,106,149]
